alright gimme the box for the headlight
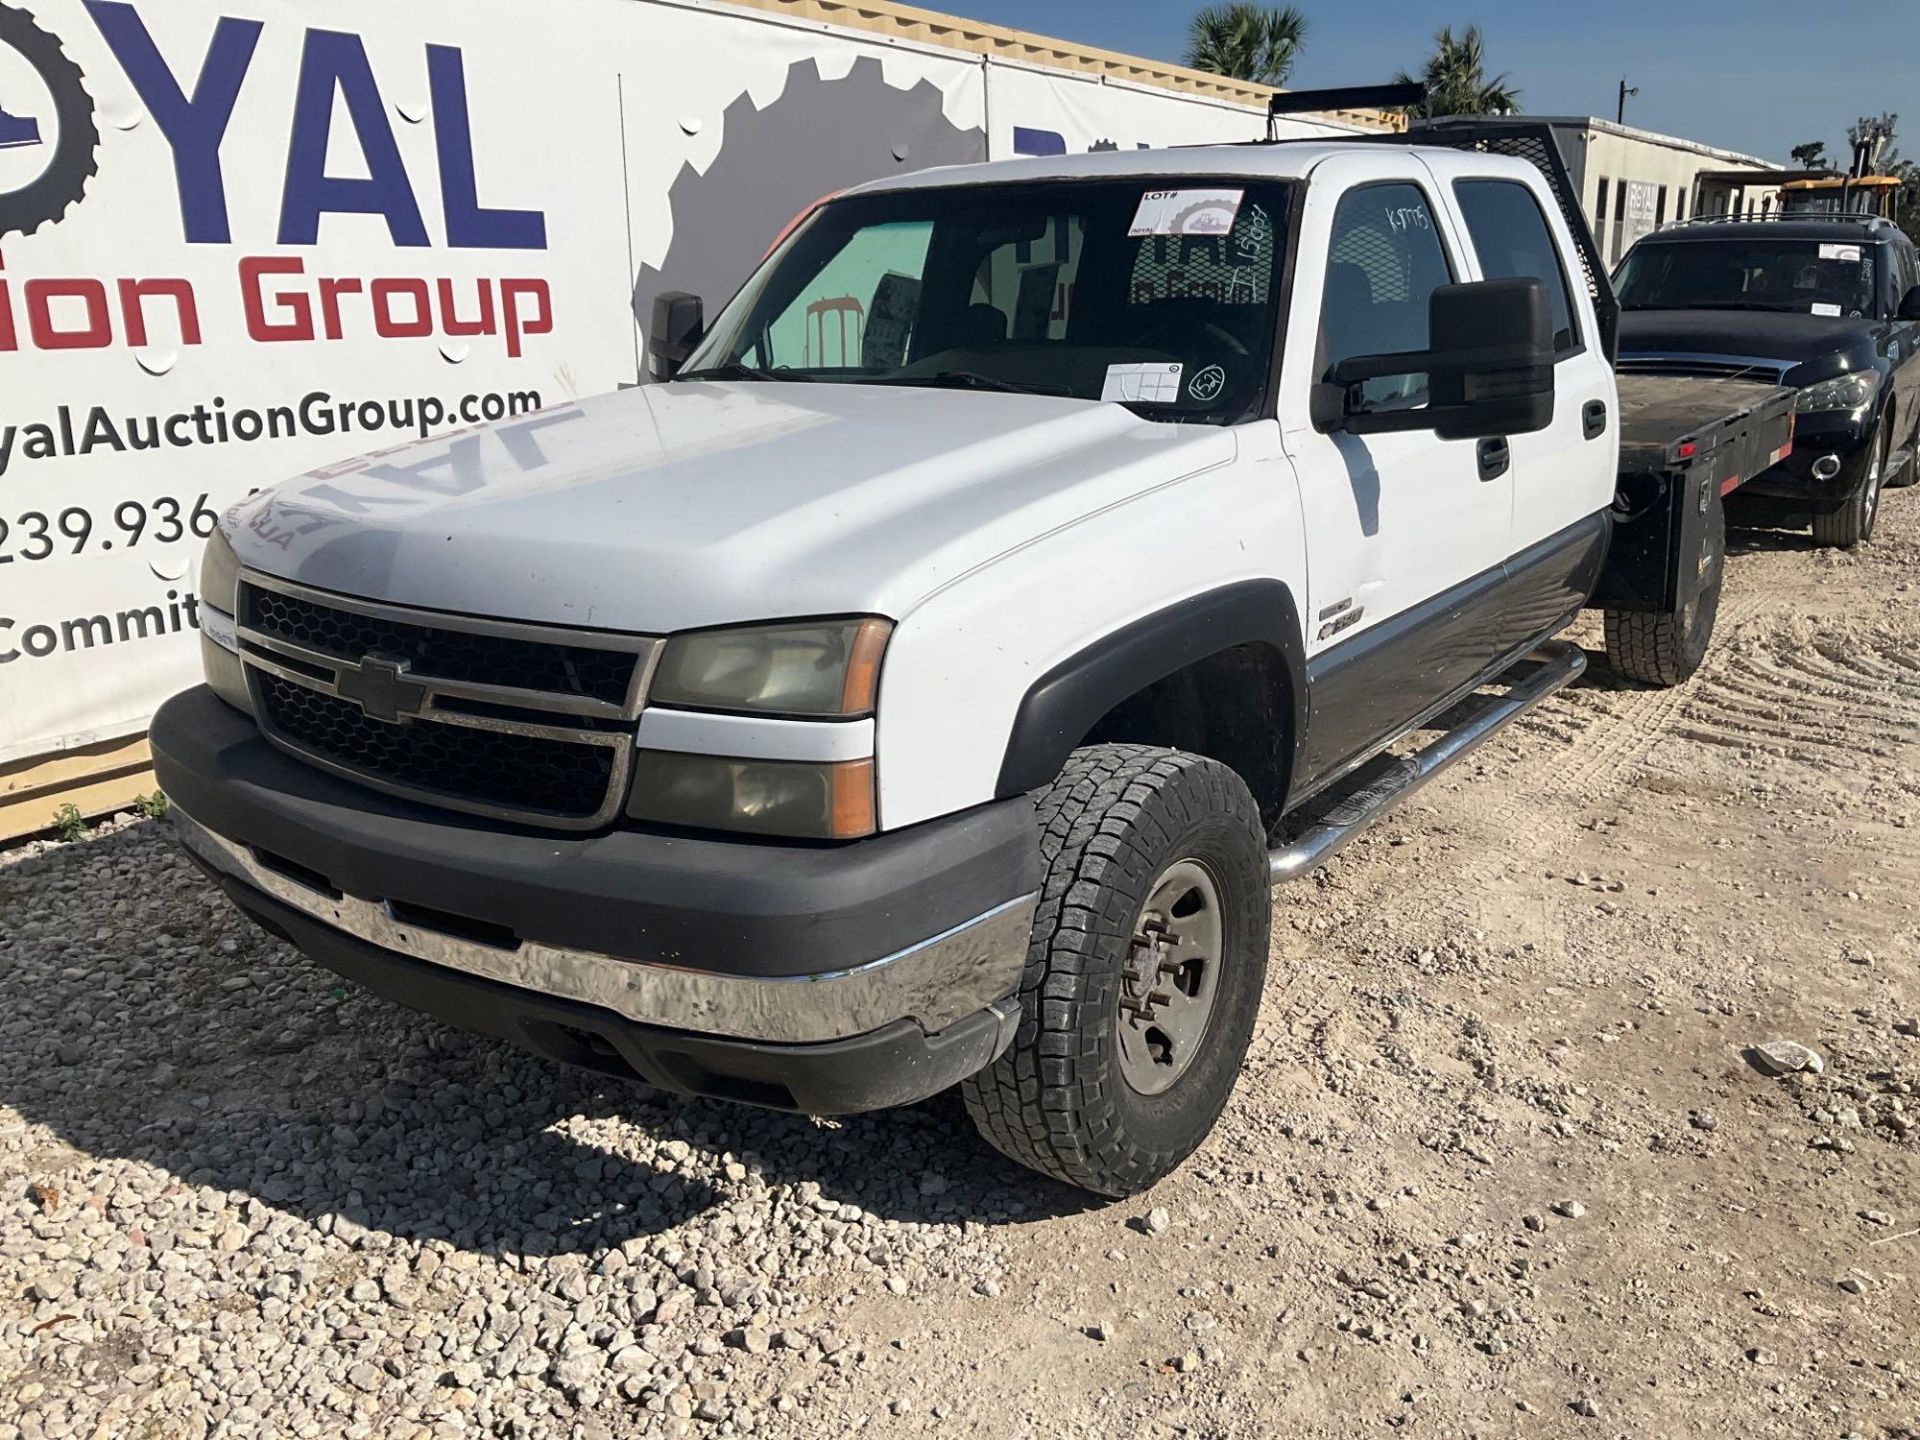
[650,617,891,717]
[197,528,250,713]
[1795,370,1879,413]
[626,752,875,838]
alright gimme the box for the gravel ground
[4,495,1919,1440]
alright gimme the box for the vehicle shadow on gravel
[0,824,1092,1262]
[1725,522,1822,555]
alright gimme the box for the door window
[1318,182,1455,412]
[1453,178,1582,354]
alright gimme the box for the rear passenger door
[1446,167,1618,652]
[1278,156,1516,792]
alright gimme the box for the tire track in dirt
[1234,546,1909,1351]
[1415,589,1776,924]
[1669,620,1920,774]
[1248,587,1777,1104]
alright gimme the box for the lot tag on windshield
[1102,362,1184,403]
[1128,189,1244,238]
[1818,243,1862,262]
[1810,302,1842,317]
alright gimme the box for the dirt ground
[892,492,1920,1439]
[4,491,1918,1440]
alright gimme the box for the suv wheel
[1811,424,1886,549]
[962,744,1270,1197]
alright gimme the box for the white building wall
[1553,119,1775,267]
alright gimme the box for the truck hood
[1618,309,1885,387]
[227,382,1233,633]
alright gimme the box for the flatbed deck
[1615,372,1796,495]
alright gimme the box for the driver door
[1277,156,1516,790]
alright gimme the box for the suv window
[1892,238,1919,314]
[1453,179,1580,354]
[1615,237,1878,317]
[1318,181,1455,412]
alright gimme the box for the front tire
[962,745,1270,1197]
[1811,424,1886,549]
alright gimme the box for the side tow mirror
[1320,276,1557,440]
[1898,284,1920,322]
[648,292,705,380]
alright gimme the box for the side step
[1268,640,1586,884]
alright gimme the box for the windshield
[680,178,1296,422]
[1615,238,1878,317]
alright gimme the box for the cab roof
[842,140,1490,195]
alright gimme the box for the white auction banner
[0,0,1339,765]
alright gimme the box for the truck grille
[256,674,620,821]
[242,586,642,705]
[236,575,658,829]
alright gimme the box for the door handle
[1583,399,1608,440]
[1477,437,1510,482]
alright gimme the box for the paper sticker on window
[1101,362,1184,403]
[1128,189,1244,238]
[1810,301,1842,316]
[1818,243,1862,262]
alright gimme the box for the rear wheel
[1604,487,1725,687]
[962,745,1270,1197]
[1811,424,1886,549]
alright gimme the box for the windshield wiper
[888,370,1071,396]
[1631,301,1787,313]
[674,362,814,382]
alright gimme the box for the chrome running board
[1268,640,1586,884]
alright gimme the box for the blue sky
[956,1,1920,163]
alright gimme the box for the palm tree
[1392,25,1520,119]
[1184,4,1309,87]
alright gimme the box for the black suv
[1613,216,1920,547]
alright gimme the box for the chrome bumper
[175,807,1036,1045]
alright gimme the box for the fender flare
[993,578,1308,799]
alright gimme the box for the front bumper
[1739,412,1874,507]
[154,685,1040,1111]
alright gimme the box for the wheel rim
[1864,435,1884,529]
[1117,859,1224,1096]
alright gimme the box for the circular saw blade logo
[1172,199,1237,236]
[631,56,984,358]
[0,1,99,240]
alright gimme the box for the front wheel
[1811,424,1886,549]
[1605,487,1726,687]
[962,745,1270,1197]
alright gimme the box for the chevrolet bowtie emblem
[335,655,429,724]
